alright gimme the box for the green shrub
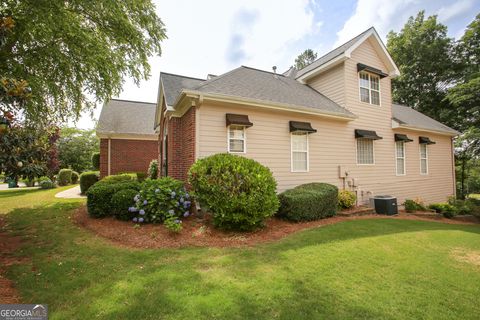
[428,203,445,213]
[57,169,73,186]
[338,190,356,209]
[428,203,457,218]
[71,171,79,184]
[403,199,427,213]
[148,159,159,179]
[277,183,338,222]
[189,153,279,231]
[39,179,56,189]
[111,189,138,221]
[100,173,136,184]
[131,177,191,225]
[92,152,100,170]
[86,181,141,218]
[36,176,51,184]
[79,171,99,194]
[136,172,147,182]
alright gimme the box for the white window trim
[419,144,429,175]
[227,125,247,154]
[358,71,381,106]
[290,132,309,173]
[395,141,406,176]
[356,138,376,165]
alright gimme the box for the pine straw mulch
[73,206,480,249]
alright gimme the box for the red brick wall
[100,138,159,178]
[165,107,196,182]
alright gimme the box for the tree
[0,0,166,123]
[455,127,480,198]
[57,127,99,173]
[387,11,458,126]
[294,49,317,70]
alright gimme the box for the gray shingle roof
[97,99,157,135]
[161,72,205,106]
[295,27,373,79]
[392,104,459,135]
[192,66,355,118]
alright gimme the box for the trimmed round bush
[131,177,191,225]
[100,173,136,184]
[136,172,147,182]
[79,171,99,194]
[111,188,138,221]
[277,183,338,222]
[39,179,56,189]
[338,190,356,209]
[189,153,279,231]
[148,159,159,179]
[57,169,73,186]
[86,181,141,218]
[92,152,100,170]
[71,171,79,184]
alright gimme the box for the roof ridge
[110,98,156,105]
[296,27,374,74]
[193,66,244,90]
[160,72,206,81]
[241,65,287,77]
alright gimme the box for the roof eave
[392,121,459,137]
[176,89,357,121]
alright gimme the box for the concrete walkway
[0,183,39,191]
[55,185,85,199]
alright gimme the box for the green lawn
[469,193,480,200]
[2,188,480,319]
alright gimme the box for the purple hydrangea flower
[179,197,184,203]
[155,189,160,193]
[134,195,139,202]
[139,209,145,215]
[132,217,138,222]
[168,209,174,215]
[170,191,176,198]
[185,193,190,199]
[176,201,180,206]
[183,211,190,217]
[138,217,144,223]
[143,200,148,205]
[184,201,191,208]
[174,219,181,224]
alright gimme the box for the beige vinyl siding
[308,63,345,107]
[196,37,455,204]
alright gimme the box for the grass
[0,185,84,214]
[2,189,480,319]
[469,193,480,200]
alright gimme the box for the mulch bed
[73,206,480,249]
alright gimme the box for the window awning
[394,134,413,142]
[355,129,383,140]
[226,113,253,127]
[419,136,436,145]
[357,63,388,78]
[289,121,317,133]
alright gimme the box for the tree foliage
[387,11,457,126]
[294,49,317,70]
[57,127,99,173]
[0,0,166,123]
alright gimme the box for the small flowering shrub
[164,215,183,233]
[39,179,56,189]
[189,153,279,231]
[111,188,138,221]
[130,177,191,228]
[148,159,159,179]
[338,190,356,209]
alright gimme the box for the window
[291,132,308,172]
[228,125,246,153]
[357,138,374,164]
[420,144,428,175]
[396,141,405,175]
[359,71,380,105]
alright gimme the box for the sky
[76,0,480,129]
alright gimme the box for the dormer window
[359,71,380,105]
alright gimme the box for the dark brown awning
[419,136,436,145]
[355,129,383,140]
[357,63,388,78]
[394,134,413,142]
[226,113,253,127]
[289,121,317,133]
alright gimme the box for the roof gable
[160,72,205,106]
[296,27,400,82]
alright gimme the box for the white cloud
[334,0,418,47]
[437,0,475,22]
[77,0,316,128]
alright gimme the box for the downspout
[108,137,111,176]
[451,137,456,197]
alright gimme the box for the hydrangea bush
[129,177,191,231]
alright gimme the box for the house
[96,99,159,177]
[98,27,459,204]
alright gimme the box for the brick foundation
[100,138,159,178]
